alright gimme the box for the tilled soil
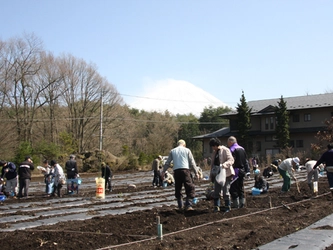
[1,175,333,250]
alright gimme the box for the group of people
[0,155,79,199]
[41,155,81,197]
[0,156,34,199]
[151,155,174,188]
[159,136,333,213]
[160,136,251,212]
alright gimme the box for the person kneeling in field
[254,174,269,194]
[163,171,175,186]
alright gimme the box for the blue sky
[2,0,333,109]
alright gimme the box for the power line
[119,93,236,105]
[0,116,228,125]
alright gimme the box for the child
[254,174,269,194]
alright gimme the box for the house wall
[198,107,332,161]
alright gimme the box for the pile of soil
[1,176,333,250]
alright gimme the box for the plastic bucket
[252,187,261,196]
[95,177,105,199]
[163,182,167,188]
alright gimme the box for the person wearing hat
[17,156,34,198]
[313,143,333,197]
[151,155,162,187]
[162,139,200,211]
[163,170,175,186]
[65,154,79,180]
[278,157,300,193]
[101,162,113,192]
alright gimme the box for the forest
[0,33,232,171]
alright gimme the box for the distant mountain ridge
[128,79,226,117]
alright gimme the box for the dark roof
[221,92,333,117]
[192,127,230,140]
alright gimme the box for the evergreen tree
[236,91,252,151]
[275,96,290,149]
[198,105,231,133]
[176,114,201,159]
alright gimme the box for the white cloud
[128,79,227,117]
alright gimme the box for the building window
[270,117,275,129]
[296,140,304,148]
[293,114,300,122]
[265,118,269,130]
[304,114,311,122]
[266,148,280,156]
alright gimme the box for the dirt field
[1,174,333,250]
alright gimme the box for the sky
[1,0,333,114]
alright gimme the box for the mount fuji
[128,79,227,117]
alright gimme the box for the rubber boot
[239,198,246,208]
[213,198,220,212]
[223,200,231,212]
[231,198,239,209]
[177,198,183,210]
[308,183,312,191]
[57,185,62,198]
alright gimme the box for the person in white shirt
[50,160,66,198]
[304,158,321,192]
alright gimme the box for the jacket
[163,145,198,175]
[65,159,78,178]
[211,145,235,178]
[18,160,34,180]
[1,162,17,180]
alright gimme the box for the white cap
[292,157,300,165]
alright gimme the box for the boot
[57,186,62,198]
[213,198,220,212]
[308,183,312,191]
[222,200,231,212]
[184,198,193,211]
[239,198,246,208]
[177,198,183,209]
[231,198,239,209]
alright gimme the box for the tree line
[1,34,329,171]
[0,33,232,170]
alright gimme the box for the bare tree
[0,33,52,144]
[36,51,66,143]
[59,54,124,153]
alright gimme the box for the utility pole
[99,91,103,151]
